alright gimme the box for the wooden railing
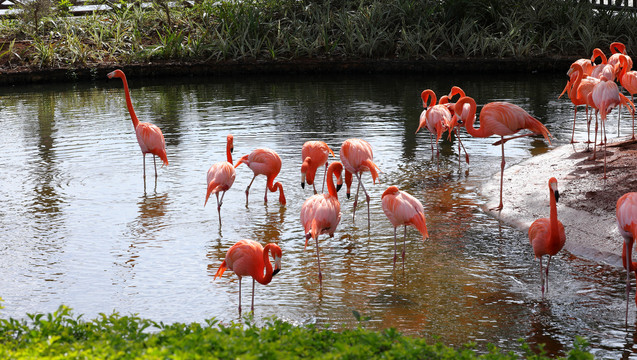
[583,0,637,11]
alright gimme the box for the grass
[0,304,595,359]
[1,0,637,71]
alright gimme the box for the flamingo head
[270,244,282,277]
[227,134,234,153]
[382,185,400,199]
[549,177,559,203]
[107,69,124,79]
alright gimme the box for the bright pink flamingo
[618,56,637,139]
[609,41,632,77]
[339,138,380,228]
[300,161,343,288]
[450,96,552,210]
[559,63,601,144]
[205,135,236,224]
[381,186,429,270]
[617,192,637,323]
[301,140,336,194]
[108,69,168,182]
[528,177,565,299]
[588,76,635,177]
[214,239,282,315]
[416,89,451,157]
[235,148,286,206]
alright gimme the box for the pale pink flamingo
[108,69,168,183]
[528,177,565,299]
[616,192,637,323]
[235,148,286,206]
[416,89,451,157]
[591,48,616,82]
[381,185,429,271]
[449,96,552,210]
[339,139,380,228]
[205,135,236,224]
[618,56,637,139]
[588,76,635,178]
[214,239,282,315]
[301,140,336,194]
[300,161,343,288]
[559,63,601,144]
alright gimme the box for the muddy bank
[480,138,637,268]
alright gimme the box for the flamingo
[449,96,552,210]
[528,177,566,299]
[301,140,336,194]
[107,69,168,183]
[591,48,616,82]
[559,63,601,144]
[235,148,286,206]
[416,89,451,157]
[588,76,635,178]
[616,192,637,324]
[339,138,380,228]
[381,186,429,270]
[214,239,282,315]
[443,86,471,164]
[609,41,632,77]
[300,161,343,288]
[205,135,236,224]
[618,56,637,139]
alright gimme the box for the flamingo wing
[618,193,637,238]
[300,194,341,237]
[223,240,264,278]
[136,122,168,165]
[248,149,282,176]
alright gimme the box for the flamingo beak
[554,190,560,203]
[336,183,342,192]
[301,173,306,189]
[272,256,282,276]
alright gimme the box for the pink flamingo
[301,140,336,194]
[618,56,637,139]
[443,86,471,164]
[235,148,286,206]
[381,186,429,270]
[617,192,637,324]
[205,135,236,224]
[300,161,343,288]
[416,89,451,158]
[108,69,168,182]
[559,63,601,144]
[528,177,565,299]
[588,76,635,178]
[609,41,632,77]
[591,48,616,81]
[450,96,552,210]
[214,239,282,315]
[339,138,380,228]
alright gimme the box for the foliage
[0,305,595,359]
[2,0,637,69]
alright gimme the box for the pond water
[1,71,636,358]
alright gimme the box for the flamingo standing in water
[443,86,471,164]
[205,135,236,224]
[381,186,429,270]
[616,192,637,324]
[300,161,343,288]
[559,62,600,145]
[528,177,566,299]
[301,140,336,194]
[449,96,552,210]
[590,48,616,82]
[214,239,282,315]
[108,69,168,183]
[416,89,451,158]
[339,138,380,228]
[235,148,286,206]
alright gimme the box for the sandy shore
[479,139,632,268]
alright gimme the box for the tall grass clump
[0,305,595,359]
[1,0,637,69]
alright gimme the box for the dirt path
[480,136,637,268]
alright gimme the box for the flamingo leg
[321,162,328,193]
[570,106,578,144]
[402,224,407,272]
[315,235,323,290]
[251,278,255,313]
[238,277,242,316]
[352,177,362,222]
[142,154,146,181]
[493,138,505,211]
[603,118,608,179]
[153,155,158,179]
[264,182,268,203]
[216,192,222,225]
[626,239,633,325]
[244,175,257,207]
[539,257,545,299]
[545,256,552,295]
[392,226,398,270]
[592,114,599,160]
[632,94,635,140]
[355,173,372,229]
[454,129,470,164]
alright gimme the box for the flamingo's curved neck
[326,164,340,199]
[120,75,140,129]
[421,90,437,108]
[571,64,584,99]
[458,97,488,138]
[226,141,233,164]
[255,244,274,285]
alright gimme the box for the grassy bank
[0,0,636,77]
[0,305,594,359]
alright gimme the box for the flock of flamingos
[106,41,637,322]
